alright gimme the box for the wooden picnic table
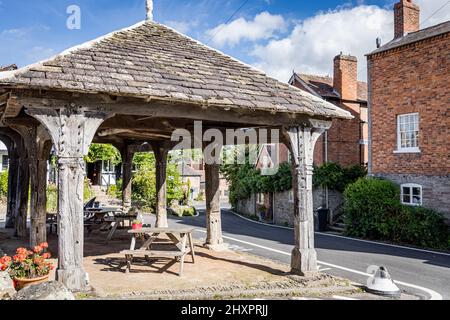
[84,207,137,241]
[121,227,196,276]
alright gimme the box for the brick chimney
[333,53,358,101]
[394,0,420,39]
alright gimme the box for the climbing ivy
[221,161,367,206]
[221,162,292,206]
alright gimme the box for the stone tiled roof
[0,21,351,120]
[296,74,367,102]
[369,20,450,55]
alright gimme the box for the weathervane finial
[146,0,153,21]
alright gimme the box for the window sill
[393,149,421,154]
[401,202,422,207]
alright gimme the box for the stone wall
[376,173,450,221]
[235,188,345,228]
[271,188,343,227]
[234,193,256,217]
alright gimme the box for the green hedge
[344,178,449,250]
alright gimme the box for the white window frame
[395,113,420,153]
[401,183,422,206]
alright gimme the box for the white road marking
[226,210,450,257]
[332,295,358,300]
[195,229,443,300]
[318,268,332,272]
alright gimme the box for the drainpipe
[367,59,373,176]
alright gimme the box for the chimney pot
[394,0,420,39]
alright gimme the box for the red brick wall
[368,33,450,175]
[291,79,366,167]
[394,0,420,39]
[326,103,363,166]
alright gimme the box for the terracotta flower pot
[14,274,50,290]
[132,223,143,230]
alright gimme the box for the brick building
[367,0,450,220]
[289,54,368,166]
[236,54,368,226]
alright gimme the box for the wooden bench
[121,227,195,276]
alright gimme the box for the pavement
[146,205,450,300]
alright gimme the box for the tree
[132,152,184,210]
[85,144,121,165]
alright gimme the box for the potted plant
[0,242,54,290]
[132,219,143,230]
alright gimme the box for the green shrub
[170,206,196,217]
[344,177,449,250]
[107,179,122,199]
[182,206,196,217]
[392,206,449,249]
[132,153,183,211]
[344,178,400,239]
[84,178,95,201]
[0,170,8,198]
[46,183,58,213]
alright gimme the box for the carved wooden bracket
[26,107,114,158]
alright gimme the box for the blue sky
[0,0,449,81]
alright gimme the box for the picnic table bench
[121,227,196,276]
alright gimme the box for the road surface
[151,208,450,300]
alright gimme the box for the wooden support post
[204,162,226,251]
[283,120,331,276]
[121,145,133,210]
[15,153,30,238]
[151,142,169,228]
[27,106,113,291]
[29,127,52,247]
[12,125,52,246]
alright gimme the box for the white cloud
[165,20,194,34]
[243,0,450,82]
[251,5,393,82]
[206,11,287,47]
[26,46,56,62]
[416,0,450,28]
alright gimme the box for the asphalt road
[155,208,450,300]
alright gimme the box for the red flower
[33,246,43,253]
[13,254,26,262]
[40,242,49,249]
[42,253,51,259]
[0,256,11,265]
[16,247,28,255]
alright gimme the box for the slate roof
[294,73,368,102]
[0,64,18,72]
[0,21,351,120]
[369,20,450,55]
